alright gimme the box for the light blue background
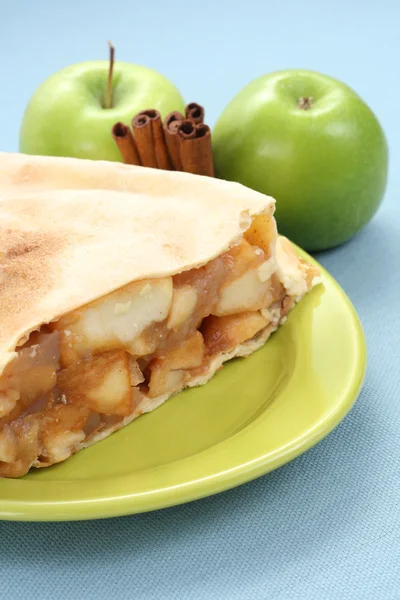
[1,1,400,598]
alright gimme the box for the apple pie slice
[0,152,321,477]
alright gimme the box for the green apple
[20,61,185,162]
[213,70,388,251]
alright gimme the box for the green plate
[0,249,366,521]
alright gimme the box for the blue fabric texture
[1,1,399,598]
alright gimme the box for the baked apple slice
[201,311,269,355]
[57,350,135,417]
[55,278,173,366]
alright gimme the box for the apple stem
[105,40,115,109]
[297,96,313,110]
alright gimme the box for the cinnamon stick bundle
[132,109,172,170]
[111,122,141,165]
[185,102,205,124]
[178,122,214,177]
[112,101,214,177]
[163,111,184,171]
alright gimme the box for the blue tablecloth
[1,1,399,598]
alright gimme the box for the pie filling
[0,223,319,477]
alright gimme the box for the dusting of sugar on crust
[0,228,66,368]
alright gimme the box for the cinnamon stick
[178,122,214,177]
[111,122,141,165]
[163,111,184,170]
[185,102,205,124]
[177,119,197,140]
[132,109,172,170]
[150,110,173,171]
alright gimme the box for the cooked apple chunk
[244,213,277,257]
[0,390,19,419]
[57,351,134,416]
[159,331,205,370]
[147,332,205,398]
[55,277,173,366]
[201,311,269,355]
[225,238,263,277]
[257,258,277,283]
[0,426,17,463]
[0,416,41,478]
[44,430,86,464]
[40,404,90,464]
[129,323,165,357]
[129,358,145,386]
[147,366,187,399]
[213,238,277,316]
[214,269,272,316]
[167,285,198,331]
